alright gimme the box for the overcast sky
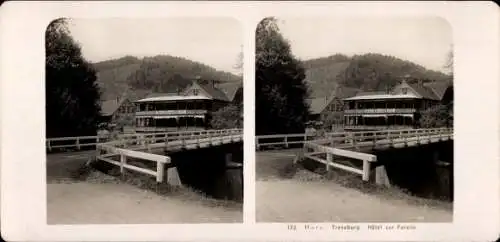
[67,18,243,74]
[276,16,452,72]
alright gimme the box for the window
[402,88,408,94]
[193,89,199,96]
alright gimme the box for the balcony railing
[135,127,206,132]
[344,108,416,115]
[136,109,208,116]
[343,125,414,131]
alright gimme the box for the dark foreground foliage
[45,18,101,138]
[255,17,310,135]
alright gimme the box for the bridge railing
[301,127,453,181]
[46,135,111,152]
[46,128,243,152]
[256,127,453,150]
[96,143,170,182]
[255,132,327,150]
[125,128,243,152]
[312,127,453,149]
[303,141,377,181]
[52,128,242,185]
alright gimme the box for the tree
[444,46,453,75]
[418,104,452,128]
[255,17,310,135]
[45,18,101,138]
[210,104,242,129]
[234,45,244,76]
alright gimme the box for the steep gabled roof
[215,82,242,102]
[193,81,230,102]
[423,81,451,100]
[406,82,440,100]
[101,98,127,116]
[307,97,330,115]
[335,86,359,99]
[307,87,359,114]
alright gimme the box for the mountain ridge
[92,55,242,101]
[301,53,452,99]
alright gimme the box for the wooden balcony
[135,127,206,133]
[343,125,414,131]
[344,108,416,115]
[136,109,208,117]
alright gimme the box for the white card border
[0,1,499,241]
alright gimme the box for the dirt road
[256,149,453,222]
[46,152,242,224]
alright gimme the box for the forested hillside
[303,53,452,98]
[93,55,242,100]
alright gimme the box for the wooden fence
[96,143,170,183]
[301,127,453,181]
[256,128,453,150]
[91,128,242,183]
[303,141,377,181]
[46,128,242,152]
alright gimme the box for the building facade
[343,80,452,131]
[134,79,241,132]
[99,97,136,130]
[306,86,359,130]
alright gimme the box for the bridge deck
[333,134,452,151]
[300,128,453,184]
[95,129,243,184]
[126,135,243,153]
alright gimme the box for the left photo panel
[45,18,244,224]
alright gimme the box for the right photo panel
[255,16,454,223]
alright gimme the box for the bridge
[256,128,453,186]
[47,129,243,187]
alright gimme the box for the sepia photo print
[45,17,244,224]
[255,16,454,223]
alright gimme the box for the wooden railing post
[165,133,169,150]
[256,137,260,150]
[156,162,164,183]
[326,153,332,171]
[76,137,81,150]
[120,154,127,176]
[372,132,376,147]
[362,160,370,181]
[284,136,289,148]
[47,140,52,152]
